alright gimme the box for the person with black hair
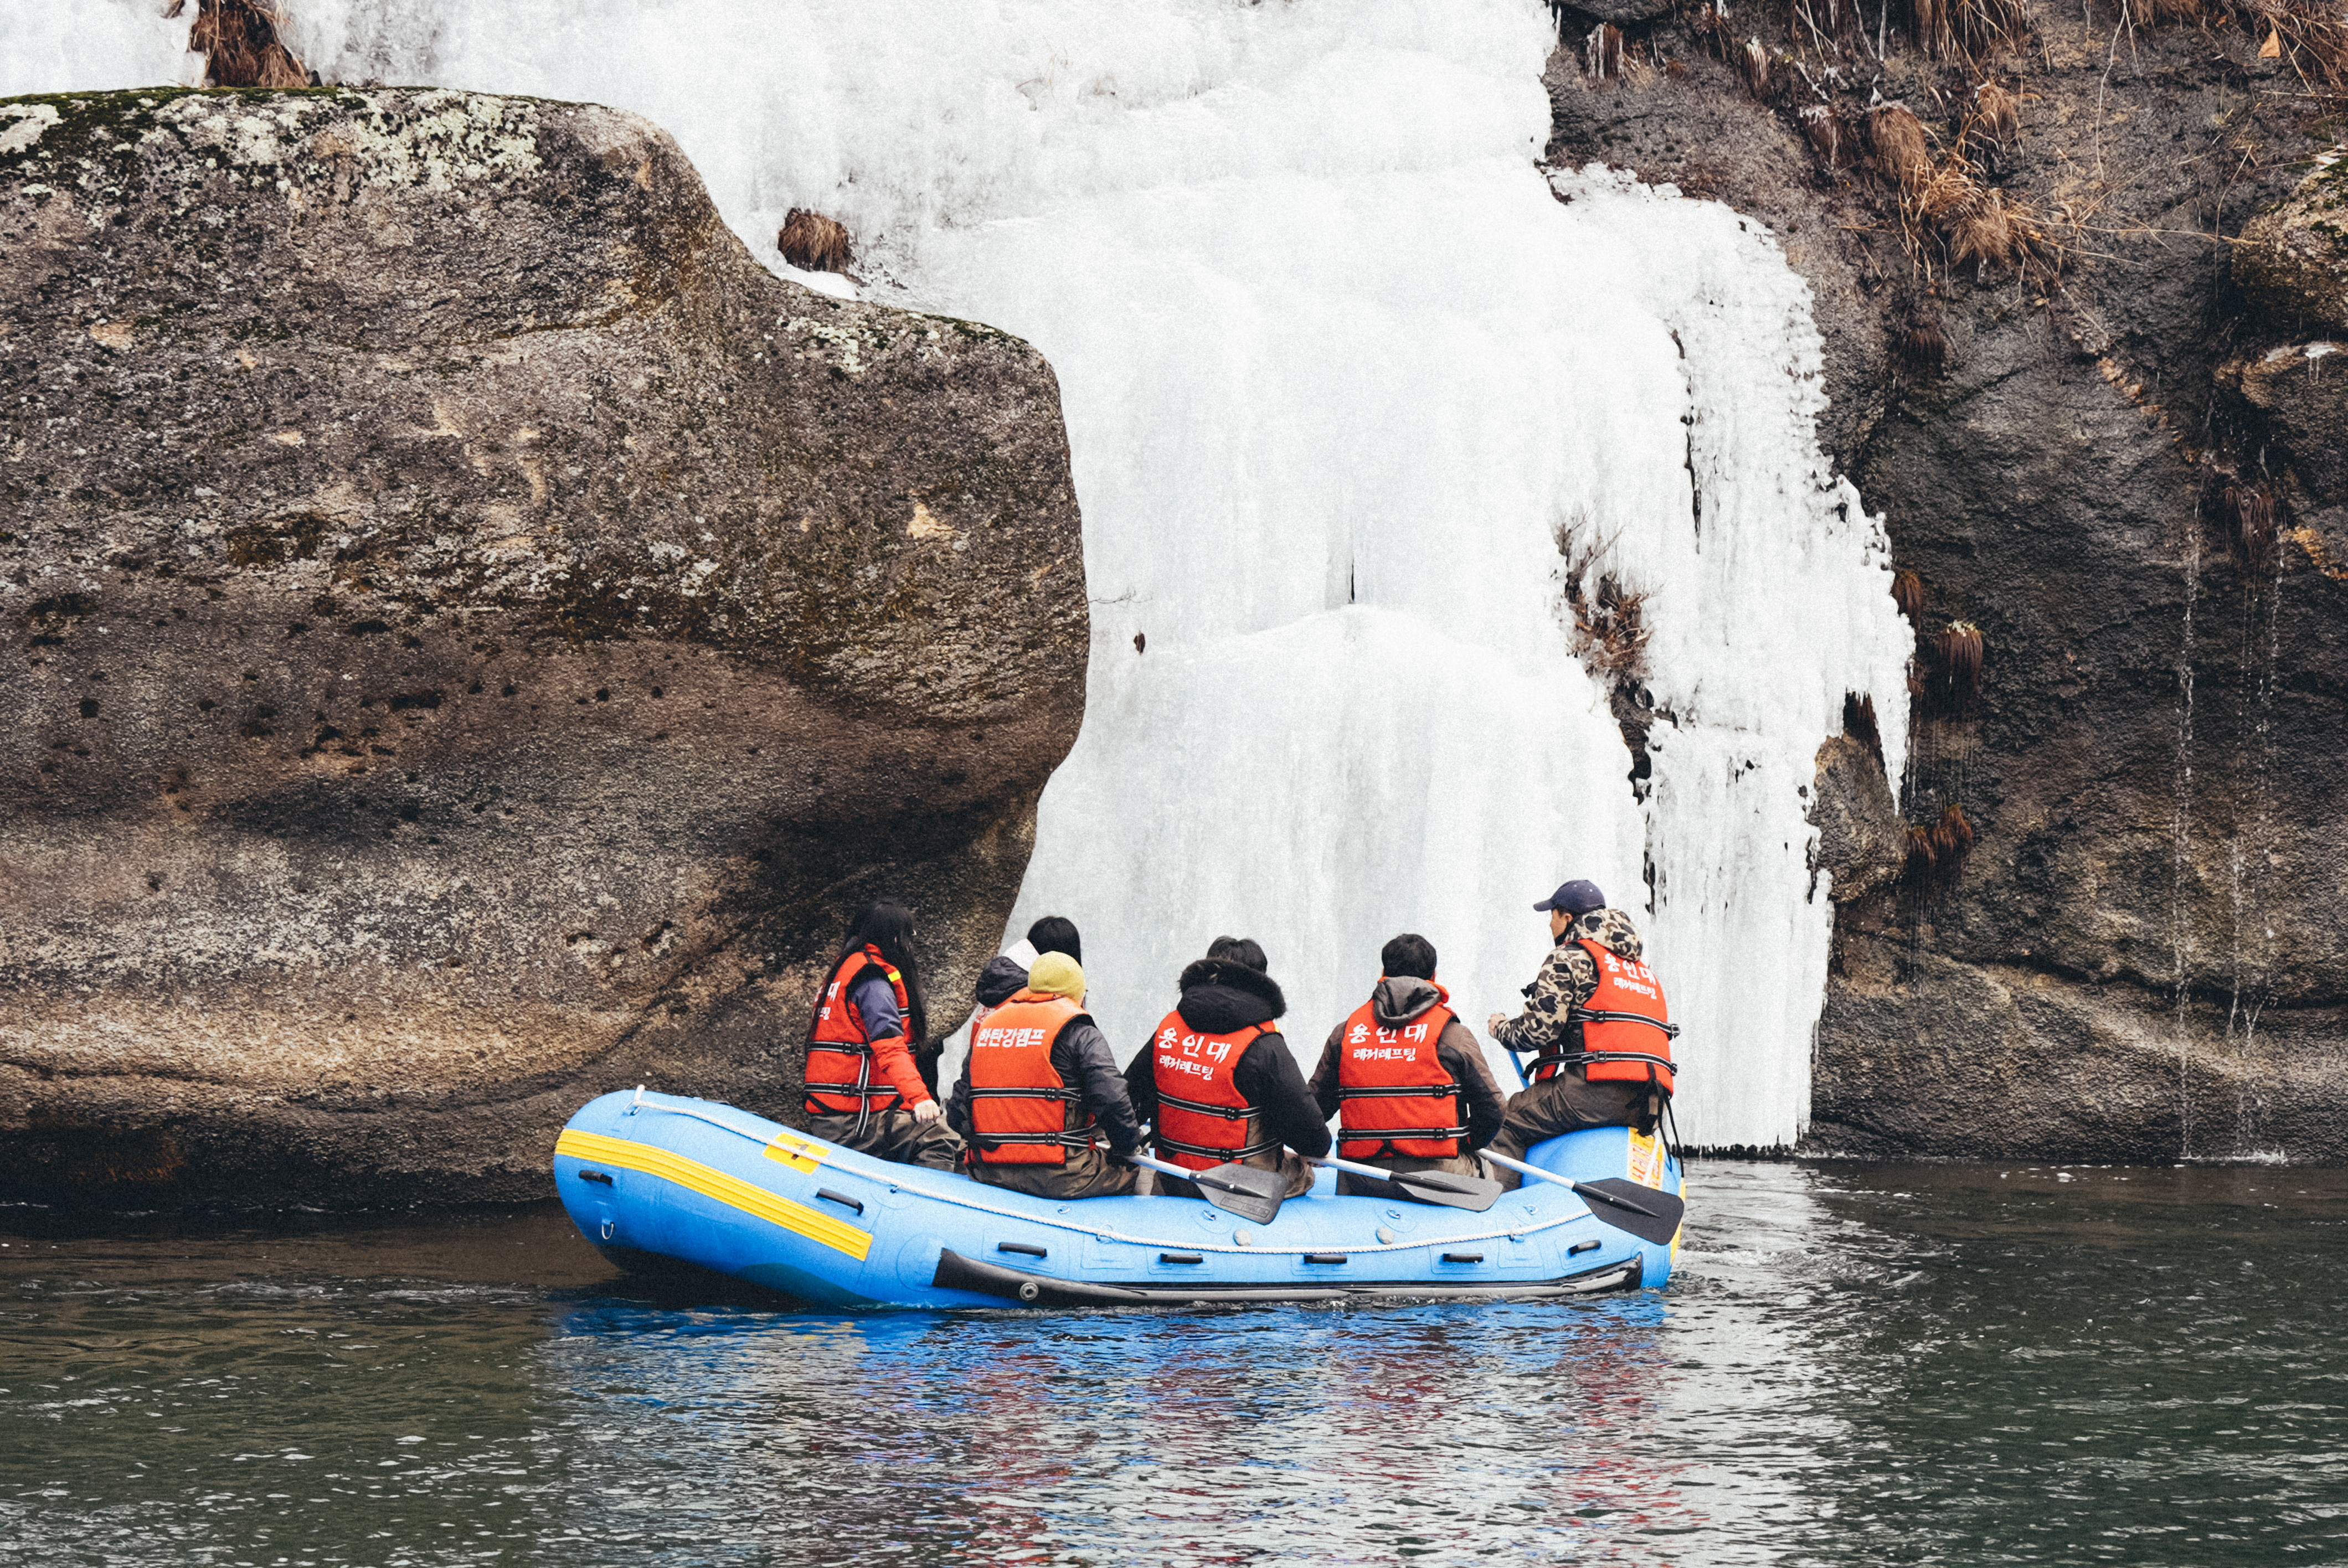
[1308,932,1506,1199]
[802,901,963,1171]
[969,915,1085,1019]
[1124,936,1330,1200]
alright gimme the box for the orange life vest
[1149,1011,1281,1171]
[965,992,1097,1166]
[1335,986,1466,1160]
[1529,938,1677,1094]
[803,945,913,1117]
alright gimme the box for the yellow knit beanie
[1026,952,1086,1000]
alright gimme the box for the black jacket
[1308,976,1507,1152]
[947,1012,1140,1157]
[972,954,1030,1010]
[1122,958,1332,1160]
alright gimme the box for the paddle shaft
[1480,1148,1677,1229]
[1477,1147,1630,1200]
[1305,1151,1419,1184]
[1121,1149,1208,1183]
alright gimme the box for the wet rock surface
[2234,154,2348,333]
[1544,12,2348,1159]
[0,88,1085,1203]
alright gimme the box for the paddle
[1119,1149,1288,1225]
[1477,1150,1685,1247]
[1302,1152,1502,1212]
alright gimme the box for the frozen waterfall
[18,0,1912,1148]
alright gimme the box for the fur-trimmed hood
[1175,956,1286,1033]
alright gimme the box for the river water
[3,1161,2341,1566]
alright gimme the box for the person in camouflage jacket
[1481,880,1660,1188]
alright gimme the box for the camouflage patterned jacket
[1489,907,1646,1069]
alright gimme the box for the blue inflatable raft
[553,1088,1682,1309]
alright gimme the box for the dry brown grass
[1557,525,1651,681]
[1953,0,2030,55]
[2252,0,2348,90]
[2121,0,2348,91]
[186,0,310,89]
[1929,802,1976,890]
[1903,824,1939,885]
[1932,801,1976,862]
[778,209,854,274]
[1902,0,2030,59]
[1898,316,1950,380]
[1892,569,1928,620]
[1843,690,1887,770]
[2223,481,2282,572]
[1801,103,1855,167]
[1936,620,1985,714]
[1585,23,1626,79]
[1911,0,1954,56]
[1947,185,2021,269]
[1568,572,1652,680]
[1973,80,2021,141]
[1741,37,1772,95]
[1871,105,1934,192]
[1889,132,2064,282]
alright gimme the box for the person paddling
[1309,933,1505,1200]
[1484,880,1676,1188]
[1125,936,1330,1200]
[801,901,964,1171]
[947,952,1141,1198]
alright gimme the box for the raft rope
[618,1090,1606,1258]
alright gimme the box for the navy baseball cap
[1533,879,1606,915]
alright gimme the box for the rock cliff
[1546,2,2348,1159]
[0,88,1085,1203]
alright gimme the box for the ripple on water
[2,1165,2345,1565]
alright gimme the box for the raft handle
[1157,1252,1203,1265]
[997,1242,1048,1258]
[1441,1252,1484,1264]
[815,1188,865,1215]
[1302,1253,1348,1265]
[1568,1239,1603,1257]
[575,1169,615,1186]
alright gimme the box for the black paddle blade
[1188,1161,1288,1225]
[1572,1178,1686,1246]
[1388,1169,1503,1213]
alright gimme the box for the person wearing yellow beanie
[1024,951,1086,1001]
[948,951,1142,1199]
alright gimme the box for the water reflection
[4,1165,2345,1565]
[539,1295,1704,1564]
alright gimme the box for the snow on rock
[22,0,1911,1147]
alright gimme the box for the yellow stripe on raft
[554,1128,873,1261]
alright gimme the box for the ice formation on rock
[12,0,1911,1147]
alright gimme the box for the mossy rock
[2236,153,2348,332]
